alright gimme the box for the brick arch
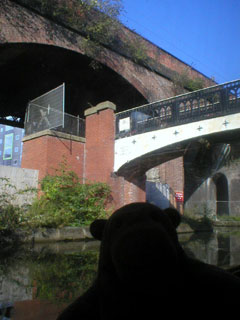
[0,42,148,122]
[0,0,174,105]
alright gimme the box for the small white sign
[119,117,130,131]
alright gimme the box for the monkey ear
[164,208,181,228]
[90,219,107,240]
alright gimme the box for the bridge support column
[110,175,146,209]
[84,101,146,210]
[84,101,116,183]
[123,175,146,205]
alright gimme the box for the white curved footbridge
[114,80,240,173]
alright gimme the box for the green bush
[25,163,112,228]
[0,164,112,232]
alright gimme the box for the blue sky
[119,0,240,84]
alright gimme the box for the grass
[217,215,240,222]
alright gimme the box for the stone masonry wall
[0,165,38,206]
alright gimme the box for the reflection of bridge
[114,80,240,173]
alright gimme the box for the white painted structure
[114,112,240,172]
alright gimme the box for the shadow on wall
[146,181,170,209]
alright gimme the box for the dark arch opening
[0,43,147,126]
[213,173,229,216]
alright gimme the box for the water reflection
[0,302,13,319]
[1,230,240,319]
[0,241,100,320]
[179,228,240,267]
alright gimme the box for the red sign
[175,192,184,202]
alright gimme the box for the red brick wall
[109,175,146,210]
[85,107,115,183]
[21,107,184,211]
[84,104,146,209]
[158,157,184,193]
[157,157,184,212]
[21,106,147,210]
[21,133,85,182]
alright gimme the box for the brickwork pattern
[1,0,214,104]
[21,105,184,210]
[84,104,147,208]
[21,134,85,182]
[157,157,184,193]
[85,108,115,183]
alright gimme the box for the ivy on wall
[172,70,205,95]
[12,0,148,65]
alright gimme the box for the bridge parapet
[116,80,240,139]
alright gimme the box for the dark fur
[57,203,240,319]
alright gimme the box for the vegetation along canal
[1,228,240,319]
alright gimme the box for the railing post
[220,86,228,115]
[172,100,178,125]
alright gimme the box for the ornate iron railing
[115,79,240,138]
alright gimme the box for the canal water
[1,228,240,320]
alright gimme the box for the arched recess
[212,173,229,216]
[0,43,147,125]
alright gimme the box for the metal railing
[25,104,85,137]
[116,79,240,138]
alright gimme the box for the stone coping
[212,220,240,227]
[84,101,116,116]
[18,226,92,243]
[16,222,218,244]
[177,223,213,234]
[22,129,86,143]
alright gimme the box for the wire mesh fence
[24,83,85,137]
[25,104,85,137]
[30,83,65,113]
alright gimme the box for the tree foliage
[25,161,112,228]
